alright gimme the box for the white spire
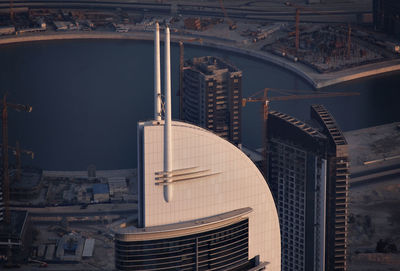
[163,26,173,203]
[154,22,161,121]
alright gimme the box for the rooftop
[185,56,241,76]
[311,104,347,146]
[82,238,95,257]
[270,110,325,139]
[92,183,109,195]
[112,207,252,239]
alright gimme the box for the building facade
[311,105,349,271]
[112,120,281,271]
[112,25,280,271]
[267,110,328,271]
[373,0,400,39]
[182,56,242,146]
[0,176,3,222]
[0,210,32,262]
[267,105,349,271]
[306,0,350,3]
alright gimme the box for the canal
[0,39,399,170]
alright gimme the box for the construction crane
[178,37,202,120]
[347,23,352,59]
[9,0,14,22]
[12,141,34,182]
[284,2,303,55]
[242,88,360,175]
[0,142,34,182]
[14,141,34,182]
[219,0,236,30]
[284,2,352,57]
[1,94,32,224]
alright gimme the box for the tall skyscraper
[311,105,349,271]
[111,24,281,271]
[373,0,400,39]
[267,105,349,271]
[182,56,242,146]
[0,173,3,222]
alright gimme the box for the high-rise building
[111,24,281,271]
[267,105,349,271]
[373,0,400,39]
[307,0,349,3]
[182,56,242,146]
[0,210,32,262]
[311,105,349,271]
[0,174,3,222]
[267,110,328,271]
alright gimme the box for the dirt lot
[348,178,400,271]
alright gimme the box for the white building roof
[82,238,95,257]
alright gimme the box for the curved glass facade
[115,219,249,271]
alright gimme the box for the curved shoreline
[1,31,400,89]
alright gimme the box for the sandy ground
[345,122,400,169]
[348,176,400,270]
[344,123,400,270]
[20,224,116,270]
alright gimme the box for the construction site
[1,168,137,269]
[0,93,137,269]
[0,0,397,79]
[262,23,399,73]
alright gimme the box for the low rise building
[53,21,68,31]
[45,244,55,261]
[0,211,32,263]
[55,233,84,262]
[82,238,95,258]
[92,183,109,203]
[0,26,15,36]
[108,177,128,201]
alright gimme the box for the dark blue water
[0,40,399,170]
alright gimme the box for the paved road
[350,168,400,188]
[0,0,371,23]
[351,163,400,179]
[12,203,137,217]
[27,208,137,217]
